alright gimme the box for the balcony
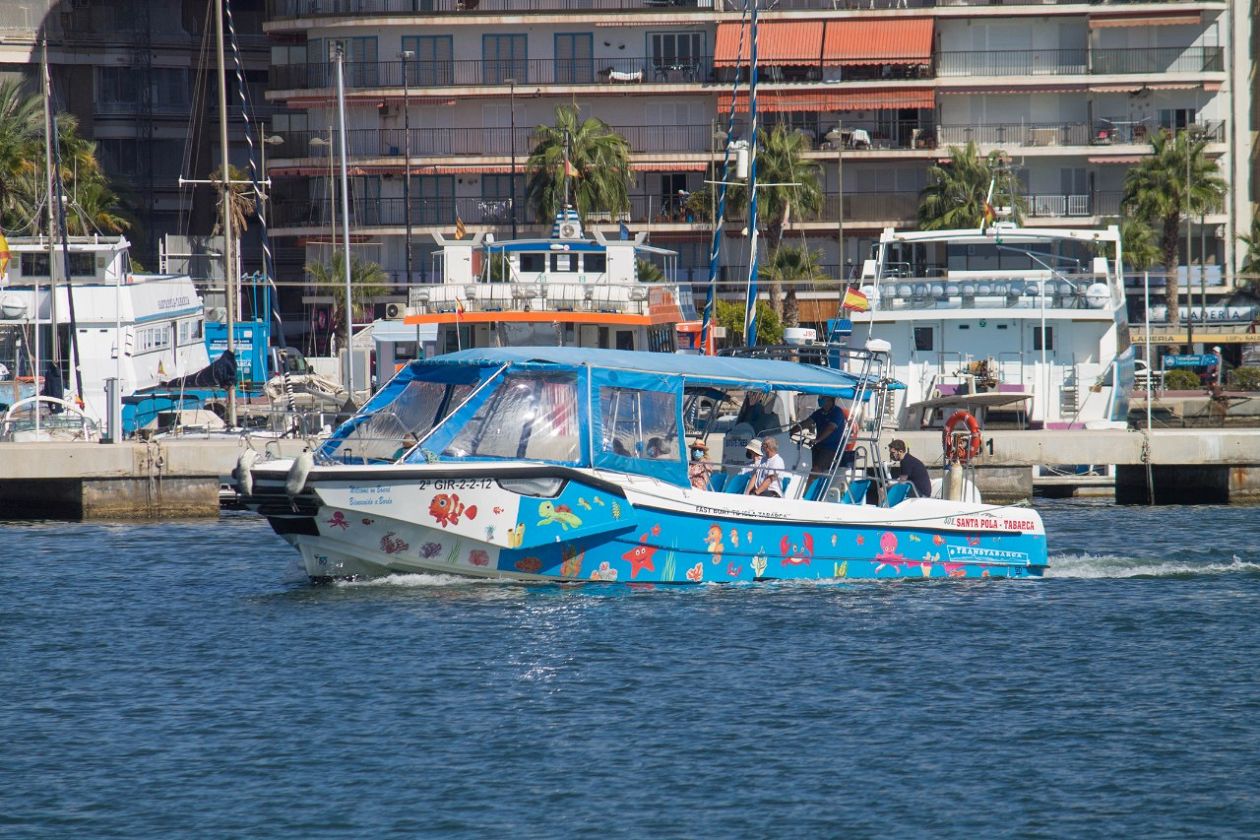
[937,118,1225,148]
[270,56,712,91]
[282,124,720,159]
[265,0,942,17]
[938,46,1222,77]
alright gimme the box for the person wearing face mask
[688,439,714,489]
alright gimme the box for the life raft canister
[942,410,983,463]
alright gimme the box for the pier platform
[0,439,310,519]
[2,429,1257,519]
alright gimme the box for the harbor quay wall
[0,440,310,519]
[890,429,1260,505]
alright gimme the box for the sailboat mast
[215,0,237,427]
[743,0,762,347]
[334,41,355,399]
[41,41,58,368]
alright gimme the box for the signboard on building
[1162,354,1214,369]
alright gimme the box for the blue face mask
[691,449,704,460]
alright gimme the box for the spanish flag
[982,201,996,227]
[564,159,580,179]
[455,216,466,240]
[0,231,10,278]
[841,286,870,312]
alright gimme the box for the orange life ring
[943,410,983,463]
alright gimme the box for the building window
[1158,109,1197,132]
[68,253,95,278]
[412,175,454,225]
[913,326,934,351]
[308,38,379,87]
[648,32,705,71]
[584,253,607,274]
[483,34,527,85]
[1033,326,1054,351]
[403,35,454,86]
[520,253,545,272]
[554,33,594,84]
[551,254,576,273]
[20,253,50,277]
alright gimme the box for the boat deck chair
[724,473,751,495]
[841,478,871,505]
[884,482,914,507]
[706,472,727,492]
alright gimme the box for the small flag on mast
[564,159,579,179]
[841,286,870,312]
[0,231,10,278]
[455,216,466,239]
[618,222,631,241]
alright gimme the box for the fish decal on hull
[429,493,478,528]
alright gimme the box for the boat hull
[248,463,1047,583]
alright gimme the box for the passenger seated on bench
[688,439,714,489]
[746,436,785,498]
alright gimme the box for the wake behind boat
[240,346,1046,583]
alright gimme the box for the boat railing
[407,281,691,317]
[866,273,1117,312]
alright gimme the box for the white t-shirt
[751,453,785,496]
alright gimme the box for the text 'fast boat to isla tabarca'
[239,346,1046,583]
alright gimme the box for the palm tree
[210,164,257,242]
[1118,216,1159,272]
[305,251,390,353]
[635,258,664,283]
[1122,129,1227,327]
[755,124,823,252]
[760,245,828,328]
[525,105,632,225]
[1236,209,1260,278]
[918,141,1025,230]
[65,176,130,235]
[0,79,45,230]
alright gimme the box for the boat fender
[942,410,983,463]
[235,449,260,497]
[285,450,314,497]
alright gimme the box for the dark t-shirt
[898,452,933,499]
[808,404,847,450]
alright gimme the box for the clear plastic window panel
[334,381,467,462]
[445,373,580,463]
[599,387,679,461]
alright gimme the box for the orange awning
[728,88,934,114]
[1091,82,1202,94]
[939,85,1088,95]
[822,19,933,66]
[714,21,825,67]
[1089,11,1201,28]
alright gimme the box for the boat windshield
[599,386,679,461]
[443,372,582,463]
[323,379,474,463]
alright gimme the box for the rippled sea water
[3,500,1259,838]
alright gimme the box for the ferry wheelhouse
[241,346,1047,583]
[370,211,695,376]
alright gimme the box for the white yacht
[851,223,1134,432]
[0,235,210,423]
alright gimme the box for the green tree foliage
[304,251,390,351]
[1162,368,1200,391]
[755,124,823,253]
[716,298,783,346]
[635,258,664,283]
[525,105,631,225]
[917,141,1025,230]
[0,81,129,236]
[760,245,828,328]
[1236,209,1260,280]
[1121,129,1226,327]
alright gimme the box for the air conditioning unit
[384,302,404,320]
[558,222,579,239]
[206,306,227,323]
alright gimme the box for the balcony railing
[284,124,720,159]
[939,46,1223,77]
[271,57,712,91]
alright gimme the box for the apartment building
[0,0,270,269]
[261,0,1250,325]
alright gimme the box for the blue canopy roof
[406,346,900,395]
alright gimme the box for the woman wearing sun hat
[688,438,715,489]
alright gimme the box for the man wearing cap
[688,439,715,489]
[888,439,932,499]
[1208,346,1224,387]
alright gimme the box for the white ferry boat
[852,223,1134,432]
[368,210,696,376]
[0,235,210,424]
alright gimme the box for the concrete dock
[0,438,310,518]
[1,429,1257,519]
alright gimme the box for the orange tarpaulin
[714,21,825,67]
[822,18,934,66]
[726,88,935,114]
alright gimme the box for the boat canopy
[326,347,901,485]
